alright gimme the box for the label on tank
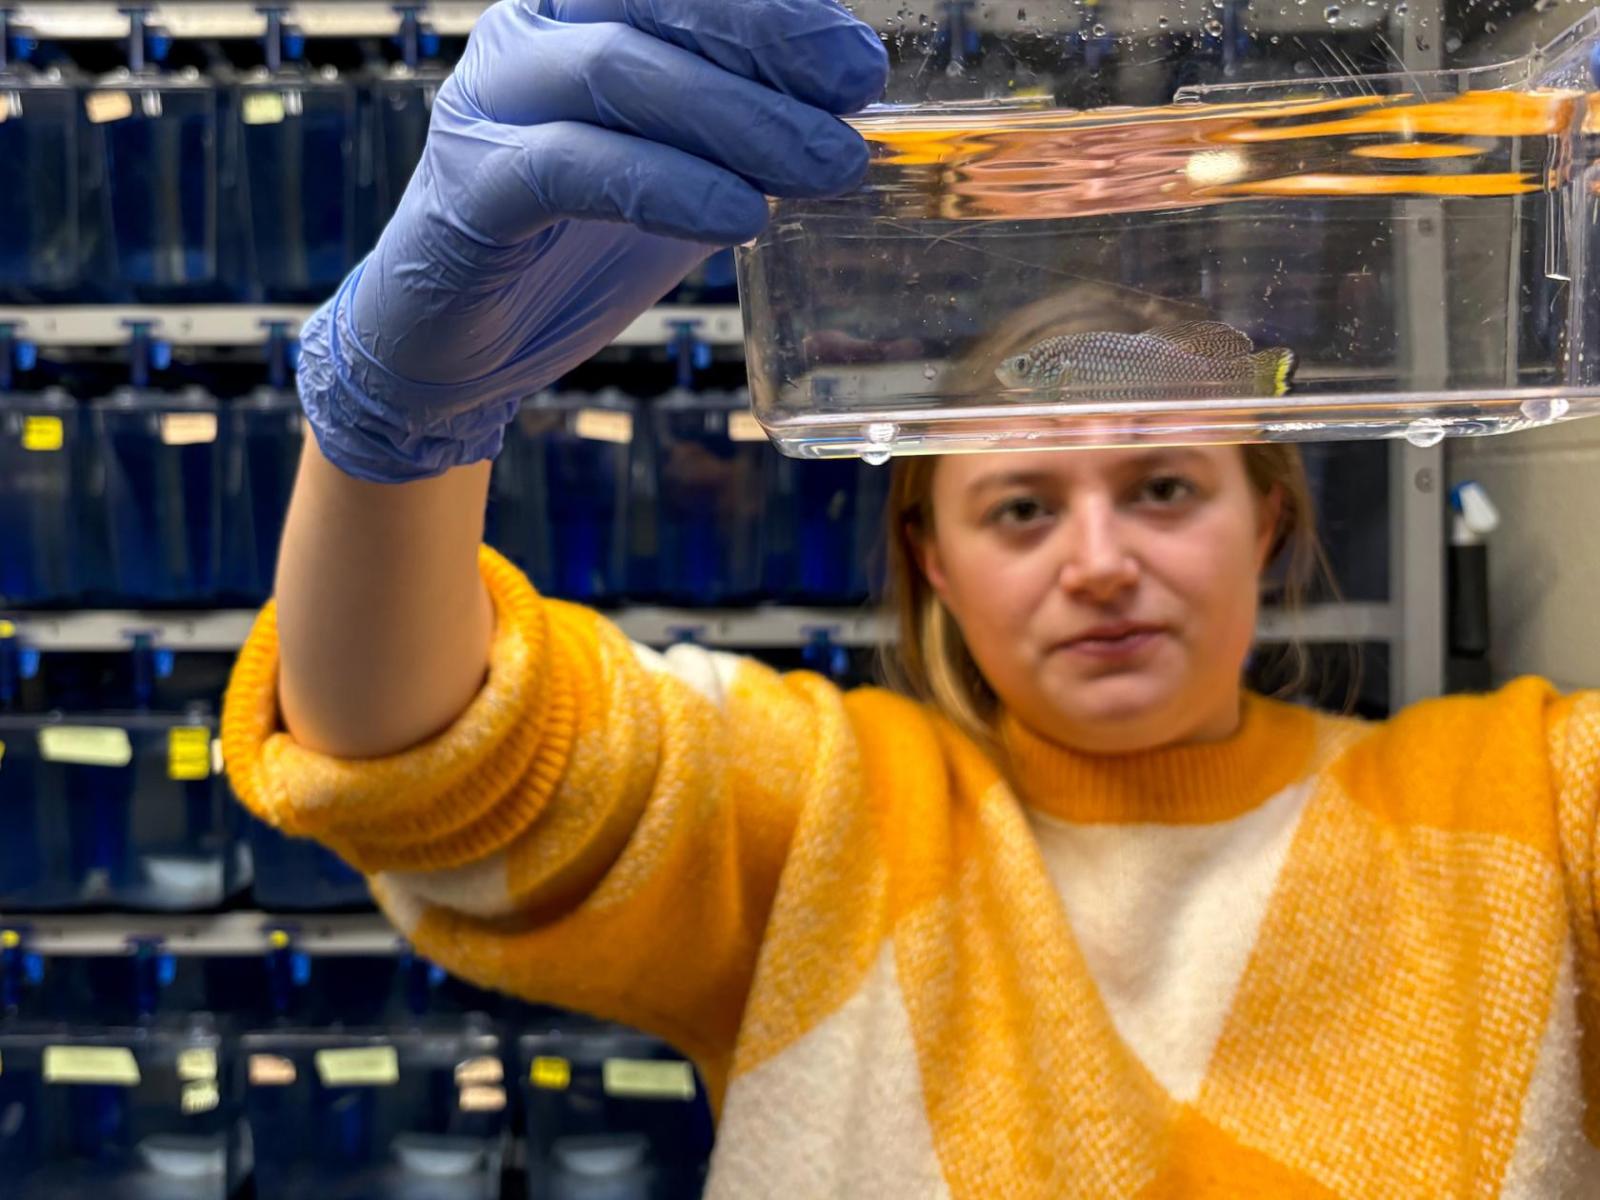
[249,1054,296,1086]
[182,1081,221,1115]
[85,91,133,123]
[459,1085,507,1112]
[178,1047,218,1082]
[316,1045,400,1087]
[728,412,768,442]
[39,726,133,767]
[575,409,633,444]
[169,728,213,781]
[243,92,287,125]
[21,417,63,452]
[530,1056,571,1090]
[44,1046,141,1087]
[602,1058,696,1101]
[161,413,219,446]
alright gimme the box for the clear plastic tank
[242,1021,506,1200]
[246,817,369,912]
[0,711,247,911]
[0,1018,242,1200]
[87,387,222,605]
[235,66,370,302]
[0,388,83,606]
[220,386,303,604]
[491,391,637,604]
[736,11,1600,458]
[519,1026,713,1200]
[0,65,85,302]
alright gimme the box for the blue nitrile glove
[301,0,888,483]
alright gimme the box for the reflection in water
[853,89,1589,220]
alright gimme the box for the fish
[993,320,1296,397]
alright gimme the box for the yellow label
[530,1057,571,1091]
[0,740,6,770]
[602,1058,695,1101]
[574,409,633,445]
[160,412,218,446]
[168,727,212,781]
[39,726,133,768]
[85,90,133,123]
[0,930,17,949]
[0,620,14,637]
[44,1046,141,1087]
[727,411,767,443]
[248,1054,296,1087]
[21,416,64,452]
[458,1084,506,1113]
[242,91,286,125]
[454,1056,503,1086]
[181,1080,220,1115]
[315,1045,399,1088]
[177,1047,217,1082]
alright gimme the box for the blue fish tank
[520,1026,714,1200]
[765,455,887,606]
[647,389,773,606]
[0,1016,243,1200]
[0,710,248,911]
[0,383,83,607]
[242,1020,508,1200]
[220,384,303,604]
[81,13,227,302]
[491,391,637,604]
[235,13,370,302]
[0,31,86,304]
[246,817,370,912]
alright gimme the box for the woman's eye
[989,496,1050,526]
[1138,475,1197,506]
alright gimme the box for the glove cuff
[298,263,521,485]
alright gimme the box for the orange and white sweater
[224,547,1600,1199]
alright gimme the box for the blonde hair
[878,444,1342,747]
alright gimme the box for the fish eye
[1008,354,1030,375]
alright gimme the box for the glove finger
[435,118,771,245]
[539,0,888,115]
[456,8,870,199]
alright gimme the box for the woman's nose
[1056,498,1139,601]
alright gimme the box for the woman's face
[917,446,1282,754]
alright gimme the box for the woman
[223,1,1600,1194]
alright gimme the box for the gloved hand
[301,0,889,483]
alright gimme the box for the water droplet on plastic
[1323,4,1340,22]
[860,447,891,466]
[1157,14,1170,26]
[1404,420,1448,448]
[1394,1,1408,13]
[866,421,897,445]
[1092,21,1107,35]
[1520,396,1571,423]
[1203,17,1224,35]
[1445,31,1462,51]
[921,364,939,381]
[1270,33,1282,43]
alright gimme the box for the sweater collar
[999,692,1317,825]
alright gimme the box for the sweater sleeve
[1549,687,1600,1138]
[222,546,862,1091]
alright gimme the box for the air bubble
[1092,22,1107,35]
[866,421,897,444]
[1323,4,1340,22]
[922,364,939,381]
[1394,1,1408,13]
[1404,419,1448,448]
[1520,396,1571,423]
[860,447,891,466]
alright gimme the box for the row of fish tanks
[0,7,738,307]
[0,933,714,1199]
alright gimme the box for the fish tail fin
[1251,348,1296,396]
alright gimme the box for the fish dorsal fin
[1143,321,1256,359]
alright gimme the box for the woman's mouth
[1058,624,1167,662]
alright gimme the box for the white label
[211,738,224,775]
[574,408,633,445]
[248,1054,296,1087]
[602,1058,696,1101]
[727,411,767,442]
[454,1056,503,1086]
[177,1048,217,1082]
[160,413,218,446]
[39,726,132,768]
[181,1081,220,1115]
[242,91,286,125]
[458,1085,506,1112]
[44,1046,141,1086]
[316,1045,399,1087]
[85,90,133,123]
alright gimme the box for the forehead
[932,445,1237,494]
